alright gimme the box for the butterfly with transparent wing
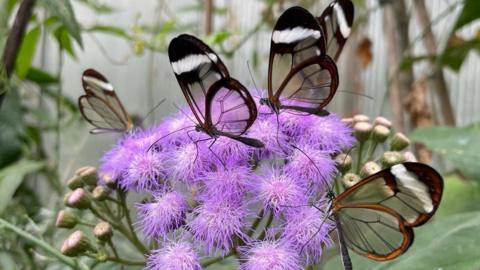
[323,162,443,269]
[167,34,264,148]
[78,69,134,134]
[260,0,354,116]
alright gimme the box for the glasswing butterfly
[260,1,354,116]
[78,69,134,134]
[325,162,443,269]
[167,34,264,148]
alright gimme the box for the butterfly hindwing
[79,69,132,133]
[333,162,443,260]
[268,6,339,115]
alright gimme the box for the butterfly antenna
[173,103,198,125]
[246,60,262,98]
[140,98,167,125]
[147,125,196,152]
[337,90,374,100]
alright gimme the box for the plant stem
[247,209,264,237]
[119,191,148,254]
[355,141,365,174]
[0,218,90,270]
[257,210,273,241]
[201,250,235,268]
[105,257,144,266]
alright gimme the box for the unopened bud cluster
[336,115,416,189]
[57,166,116,258]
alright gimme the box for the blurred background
[1,0,480,269]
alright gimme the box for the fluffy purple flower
[157,109,202,147]
[208,136,253,166]
[130,125,164,152]
[246,117,289,159]
[285,144,336,193]
[99,134,138,182]
[300,113,355,152]
[167,143,212,184]
[200,166,252,203]
[239,240,302,270]
[136,191,189,240]
[282,205,334,264]
[253,166,307,216]
[279,113,316,138]
[189,199,248,255]
[146,241,201,270]
[121,151,166,192]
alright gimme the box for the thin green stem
[355,141,365,174]
[257,211,273,241]
[365,141,378,162]
[201,250,235,268]
[247,209,264,237]
[119,191,148,254]
[105,257,144,266]
[0,218,90,270]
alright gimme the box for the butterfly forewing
[334,162,443,227]
[317,0,354,61]
[79,69,133,133]
[168,34,229,126]
[268,6,339,114]
[335,204,413,261]
[205,78,257,136]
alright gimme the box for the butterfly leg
[206,137,226,169]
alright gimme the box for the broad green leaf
[0,252,16,270]
[441,38,480,72]
[399,55,434,71]
[436,175,480,218]
[14,25,41,78]
[0,88,25,168]
[453,0,480,31]
[205,31,231,46]
[411,124,480,180]
[77,0,115,13]
[25,67,58,84]
[0,159,44,214]
[325,212,480,270]
[53,26,75,57]
[39,0,83,47]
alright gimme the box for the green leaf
[0,159,44,214]
[399,55,434,71]
[325,212,480,270]
[453,0,480,31]
[87,25,129,39]
[441,38,480,72]
[25,67,59,84]
[53,26,75,57]
[204,31,231,46]
[39,0,83,47]
[14,25,41,79]
[0,252,16,270]
[0,87,25,168]
[436,175,480,218]
[411,124,480,180]
[77,0,115,13]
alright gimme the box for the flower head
[282,206,334,264]
[247,117,289,159]
[200,166,252,203]
[189,199,248,255]
[239,240,302,270]
[285,144,337,193]
[208,136,253,166]
[253,166,307,216]
[122,151,166,192]
[167,143,213,185]
[300,113,355,152]
[99,134,138,182]
[280,113,316,138]
[146,241,201,270]
[136,191,189,240]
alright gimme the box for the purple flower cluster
[98,97,354,269]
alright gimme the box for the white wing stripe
[272,27,321,44]
[333,3,351,38]
[83,76,114,92]
[391,164,433,213]
[171,53,218,74]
